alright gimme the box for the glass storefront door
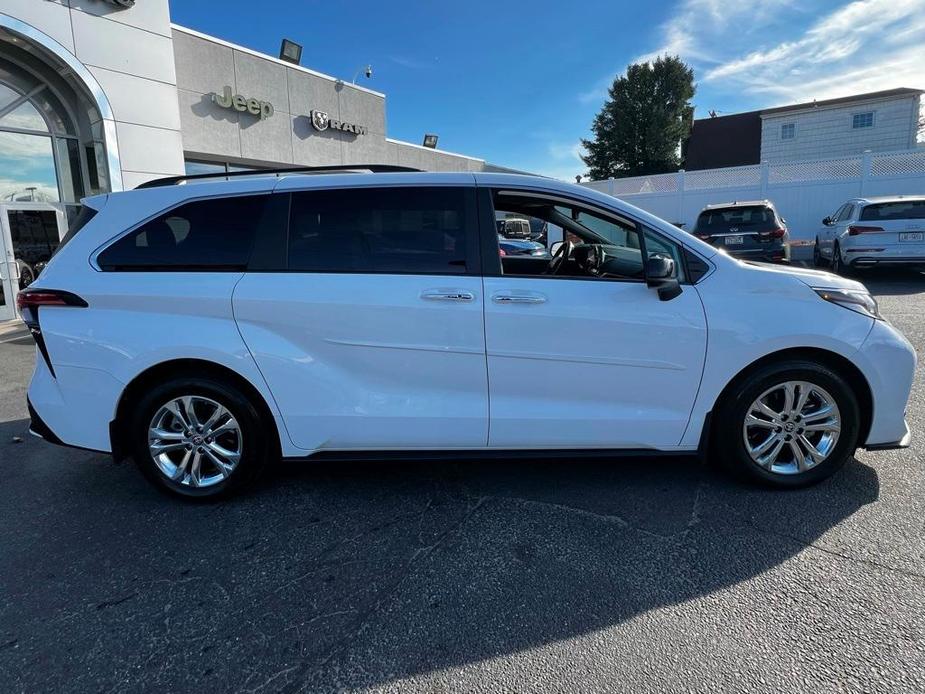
[0,219,15,321]
[0,203,66,320]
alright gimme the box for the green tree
[582,56,695,179]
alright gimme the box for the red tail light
[758,228,786,240]
[16,290,86,312]
[847,225,884,236]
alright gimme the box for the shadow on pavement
[848,267,925,295]
[0,417,880,691]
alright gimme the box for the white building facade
[0,0,489,319]
[0,0,487,202]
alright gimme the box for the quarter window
[287,187,473,274]
[852,112,874,129]
[97,195,269,271]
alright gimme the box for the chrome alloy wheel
[742,381,841,475]
[147,395,242,488]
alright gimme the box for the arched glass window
[0,65,85,204]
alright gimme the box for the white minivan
[19,168,915,498]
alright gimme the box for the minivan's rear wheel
[715,360,860,487]
[130,376,269,498]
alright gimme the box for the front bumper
[865,426,911,451]
[856,319,917,447]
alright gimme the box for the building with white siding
[759,89,922,163]
[683,88,923,171]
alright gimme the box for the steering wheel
[546,240,575,275]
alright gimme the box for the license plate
[899,232,924,242]
[725,235,744,245]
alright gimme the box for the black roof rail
[135,164,424,190]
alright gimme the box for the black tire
[17,260,35,289]
[831,242,851,276]
[714,359,860,488]
[812,239,825,267]
[129,375,270,498]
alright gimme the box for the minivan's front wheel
[715,360,860,487]
[130,376,269,498]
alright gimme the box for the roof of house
[691,88,923,126]
[682,110,763,171]
[758,87,923,117]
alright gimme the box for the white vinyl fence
[582,148,925,246]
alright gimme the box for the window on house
[780,123,795,140]
[852,112,874,129]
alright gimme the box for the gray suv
[692,200,790,263]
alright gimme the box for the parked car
[816,196,925,274]
[498,236,550,257]
[498,217,532,239]
[692,200,790,263]
[21,168,914,499]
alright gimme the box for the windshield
[694,206,777,233]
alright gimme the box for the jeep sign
[212,86,274,120]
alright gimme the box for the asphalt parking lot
[1,270,924,694]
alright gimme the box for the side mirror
[646,255,682,301]
[822,216,833,226]
[549,241,564,257]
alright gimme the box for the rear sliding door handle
[492,293,547,304]
[421,290,475,302]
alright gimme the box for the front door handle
[421,289,475,302]
[492,293,547,304]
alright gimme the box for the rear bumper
[28,396,108,455]
[27,397,63,445]
[709,244,790,263]
[849,255,925,268]
[27,355,120,453]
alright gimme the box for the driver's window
[493,193,648,280]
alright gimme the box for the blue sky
[170,0,925,179]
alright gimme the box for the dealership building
[0,0,493,319]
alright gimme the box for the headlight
[815,288,881,319]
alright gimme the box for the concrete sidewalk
[0,319,28,344]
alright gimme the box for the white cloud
[511,140,587,181]
[702,0,925,101]
[578,0,796,104]
[637,0,796,65]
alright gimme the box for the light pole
[352,64,373,84]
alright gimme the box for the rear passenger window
[288,187,474,274]
[97,195,269,271]
[860,201,925,221]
